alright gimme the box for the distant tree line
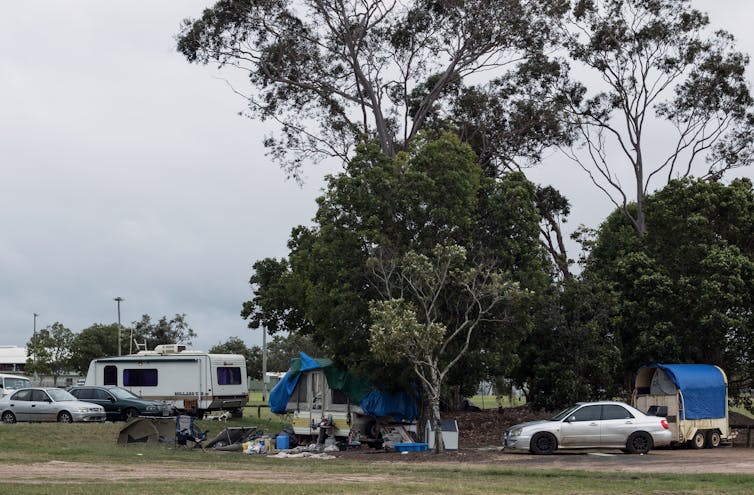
[25,314,197,385]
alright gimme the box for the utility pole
[114,297,124,356]
[262,327,268,403]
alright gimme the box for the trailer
[84,344,248,418]
[269,353,417,444]
[632,363,732,448]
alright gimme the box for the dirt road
[5,448,754,484]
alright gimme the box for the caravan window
[217,367,242,385]
[103,365,117,385]
[123,368,158,387]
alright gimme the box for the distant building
[0,346,27,372]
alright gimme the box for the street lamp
[32,313,38,365]
[114,297,124,356]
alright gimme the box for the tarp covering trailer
[269,352,418,441]
[633,363,732,448]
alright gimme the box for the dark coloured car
[68,386,173,421]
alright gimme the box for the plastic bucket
[276,433,290,450]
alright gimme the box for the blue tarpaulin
[268,352,418,421]
[640,363,727,420]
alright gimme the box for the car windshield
[109,387,141,400]
[548,404,582,421]
[48,389,77,402]
[5,377,30,389]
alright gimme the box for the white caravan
[84,344,248,417]
[0,373,31,397]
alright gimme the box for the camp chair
[176,415,208,448]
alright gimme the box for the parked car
[503,401,672,454]
[0,387,106,423]
[68,385,174,421]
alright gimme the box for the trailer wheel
[691,430,706,449]
[705,430,721,448]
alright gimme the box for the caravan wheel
[706,430,721,448]
[691,431,706,449]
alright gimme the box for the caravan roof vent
[154,344,186,354]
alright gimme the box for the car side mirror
[565,416,576,423]
[109,397,116,402]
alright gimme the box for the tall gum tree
[176,0,570,179]
[562,0,754,236]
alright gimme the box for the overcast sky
[1,1,752,353]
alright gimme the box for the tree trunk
[428,370,445,453]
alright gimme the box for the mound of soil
[448,406,549,448]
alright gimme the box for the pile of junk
[116,414,303,453]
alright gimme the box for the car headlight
[146,405,158,412]
[509,428,523,437]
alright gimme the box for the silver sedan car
[504,401,672,454]
[0,387,106,423]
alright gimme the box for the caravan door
[308,370,326,422]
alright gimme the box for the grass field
[2,417,754,494]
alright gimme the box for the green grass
[2,421,754,495]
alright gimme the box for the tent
[268,352,418,421]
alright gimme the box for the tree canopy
[177,0,571,178]
[563,0,754,236]
[583,177,754,395]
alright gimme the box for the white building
[0,346,27,373]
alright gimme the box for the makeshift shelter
[269,353,417,440]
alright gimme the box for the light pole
[32,313,38,365]
[114,297,124,356]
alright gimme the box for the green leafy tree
[563,0,754,236]
[176,0,570,178]
[69,323,119,374]
[25,322,75,386]
[131,314,197,351]
[584,178,754,397]
[266,333,323,372]
[242,133,548,406]
[209,336,262,380]
[369,243,524,452]
[514,279,621,410]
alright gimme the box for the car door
[8,389,34,421]
[599,404,636,447]
[559,405,602,447]
[29,389,56,421]
[92,388,120,420]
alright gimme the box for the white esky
[1,1,751,352]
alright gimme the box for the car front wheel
[529,432,557,455]
[57,411,73,423]
[123,408,139,421]
[2,411,16,424]
[625,431,653,454]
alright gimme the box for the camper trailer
[84,344,248,418]
[633,363,732,448]
[269,353,417,443]
[0,373,31,397]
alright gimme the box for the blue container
[276,433,290,450]
[393,442,428,452]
